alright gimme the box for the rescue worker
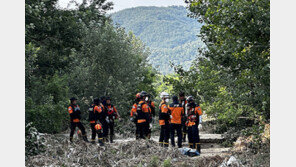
[88,97,104,145]
[168,95,184,148]
[130,93,141,139]
[105,97,121,143]
[136,91,150,139]
[159,92,171,147]
[146,94,156,139]
[100,96,108,142]
[186,96,203,153]
[68,97,88,142]
[179,92,188,142]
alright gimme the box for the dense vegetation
[25,0,270,162]
[111,6,204,74]
[165,0,270,140]
[25,0,156,153]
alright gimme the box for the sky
[58,0,186,13]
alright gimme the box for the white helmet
[160,92,169,99]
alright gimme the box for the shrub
[25,122,45,158]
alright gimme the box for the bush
[163,158,171,167]
[26,97,68,133]
[25,122,45,158]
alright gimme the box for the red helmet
[95,124,102,130]
[136,93,141,99]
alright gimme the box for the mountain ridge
[111,6,204,74]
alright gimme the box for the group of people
[67,96,120,146]
[67,91,203,154]
[130,91,203,153]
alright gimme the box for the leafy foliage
[111,6,204,74]
[25,0,157,136]
[165,0,270,133]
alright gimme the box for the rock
[227,156,241,166]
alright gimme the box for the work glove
[198,124,203,130]
[75,106,80,111]
[130,117,134,122]
[170,115,173,119]
[149,123,153,129]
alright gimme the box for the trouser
[70,122,87,141]
[182,120,187,142]
[90,123,103,142]
[105,121,115,142]
[170,123,182,148]
[135,122,140,139]
[101,120,109,141]
[159,124,170,147]
[187,124,201,153]
[147,125,152,139]
[138,122,149,139]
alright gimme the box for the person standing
[68,97,88,142]
[135,91,150,139]
[130,93,141,139]
[146,94,155,139]
[159,92,171,147]
[168,95,184,148]
[186,96,203,153]
[100,96,108,142]
[89,97,104,145]
[105,97,121,143]
[179,92,188,142]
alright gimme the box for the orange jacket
[159,101,170,125]
[137,101,150,123]
[68,104,81,123]
[168,103,184,124]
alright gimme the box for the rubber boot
[189,143,194,149]
[196,143,201,154]
[159,142,164,147]
[98,138,104,146]
[193,143,196,149]
[164,142,169,147]
[70,137,73,143]
[110,135,113,143]
[91,139,96,144]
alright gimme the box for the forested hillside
[111,6,204,74]
[25,0,156,143]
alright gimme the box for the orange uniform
[137,101,150,123]
[68,105,81,123]
[159,101,170,125]
[168,103,184,124]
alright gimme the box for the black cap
[172,95,178,102]
[93,97,100,104]
[179,92,185,97]
[106,96,111,100]
[70,97,77,101]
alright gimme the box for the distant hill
[111,6,204,74]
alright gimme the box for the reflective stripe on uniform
[73,119,80,122]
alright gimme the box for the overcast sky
[58,0,186,13]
